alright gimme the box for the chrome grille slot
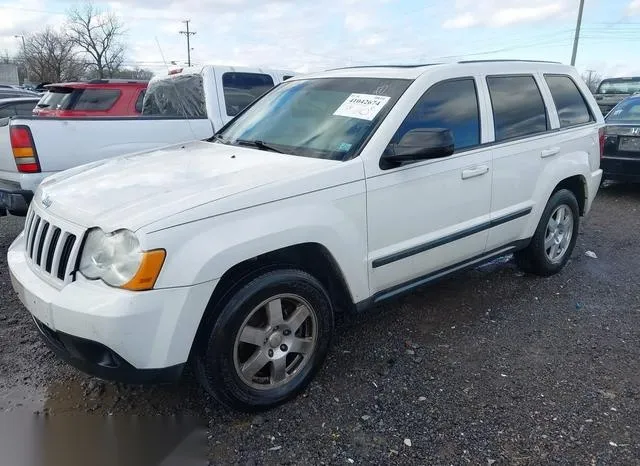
[57,235,77,281]
[23,205,84,286]
[45,228,61,273]
[35,221,49,266]
[29,217,41,259]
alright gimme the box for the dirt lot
[1,183,639,465]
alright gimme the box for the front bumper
[32,316,184,384]
[8,231,217,380]
[601,157,640,182]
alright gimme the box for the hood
[35,141,341,231]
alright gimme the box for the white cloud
[0,0,66,55]
[628,0,640,15]
[443,0,574,28]
[442,13,478,29]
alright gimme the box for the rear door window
[544,75,592,127]
[487,75,548,141]
[73,89,121,111]
[222,72,275,116]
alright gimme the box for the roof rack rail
[87,79,149,84]
[326,64,440,71]
[457,59,561,64]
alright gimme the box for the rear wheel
[515,189,579,276]
[195,269,334,411]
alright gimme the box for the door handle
[541,147,560,158]
[461,165,489,180]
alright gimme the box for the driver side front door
[366,77,494,296]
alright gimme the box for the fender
[523,148,591,237]
[147,182,370,303]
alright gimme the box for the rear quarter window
[544,75,592,127]
[222,72,275,116]
[73,89,121,111]
[487,75,548,142]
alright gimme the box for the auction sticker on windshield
[333,93,391,121]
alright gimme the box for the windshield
[606,98,640,123]
[216,77,411,161]
[596,79,640,95]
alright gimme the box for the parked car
[601,95,640,183]
[0,97,40,119]
[33,80,149,117]
[0,65,293,216]
[593,76,640,116]
[0,88,40,100]
[7,60,603,411]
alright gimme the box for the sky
[1,0,640,79]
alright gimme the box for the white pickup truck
[0,65,293,216]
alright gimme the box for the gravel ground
[1,183,639,465]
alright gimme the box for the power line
[179,20,196,67]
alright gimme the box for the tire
[514,189,580,277]
[195,269,334,412]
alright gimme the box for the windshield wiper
[234,139,284,154]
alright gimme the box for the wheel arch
[552,174,587,215]
[189,242,356,358]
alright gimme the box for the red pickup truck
[33,79,148,117]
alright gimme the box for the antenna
[155,36,169,70]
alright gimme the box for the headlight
[79,228,166,291]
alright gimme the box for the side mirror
[380,128,454,169]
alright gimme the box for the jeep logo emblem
[42,195,52,208]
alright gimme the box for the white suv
[8,60,604,411]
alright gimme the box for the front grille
[24,207,83,286]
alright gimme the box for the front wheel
[514,189,580,276]
[195,269,334,411]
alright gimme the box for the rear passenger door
[216,70,275,124]
[484,74,553,250]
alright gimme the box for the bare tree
[67,3,126,79]
[20,28,86,82]
[581,70,602,94]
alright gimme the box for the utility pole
[570,0,585,66]
[179,20,196,67]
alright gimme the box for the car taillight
[10,125,40,173]
[598,127,605,159]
